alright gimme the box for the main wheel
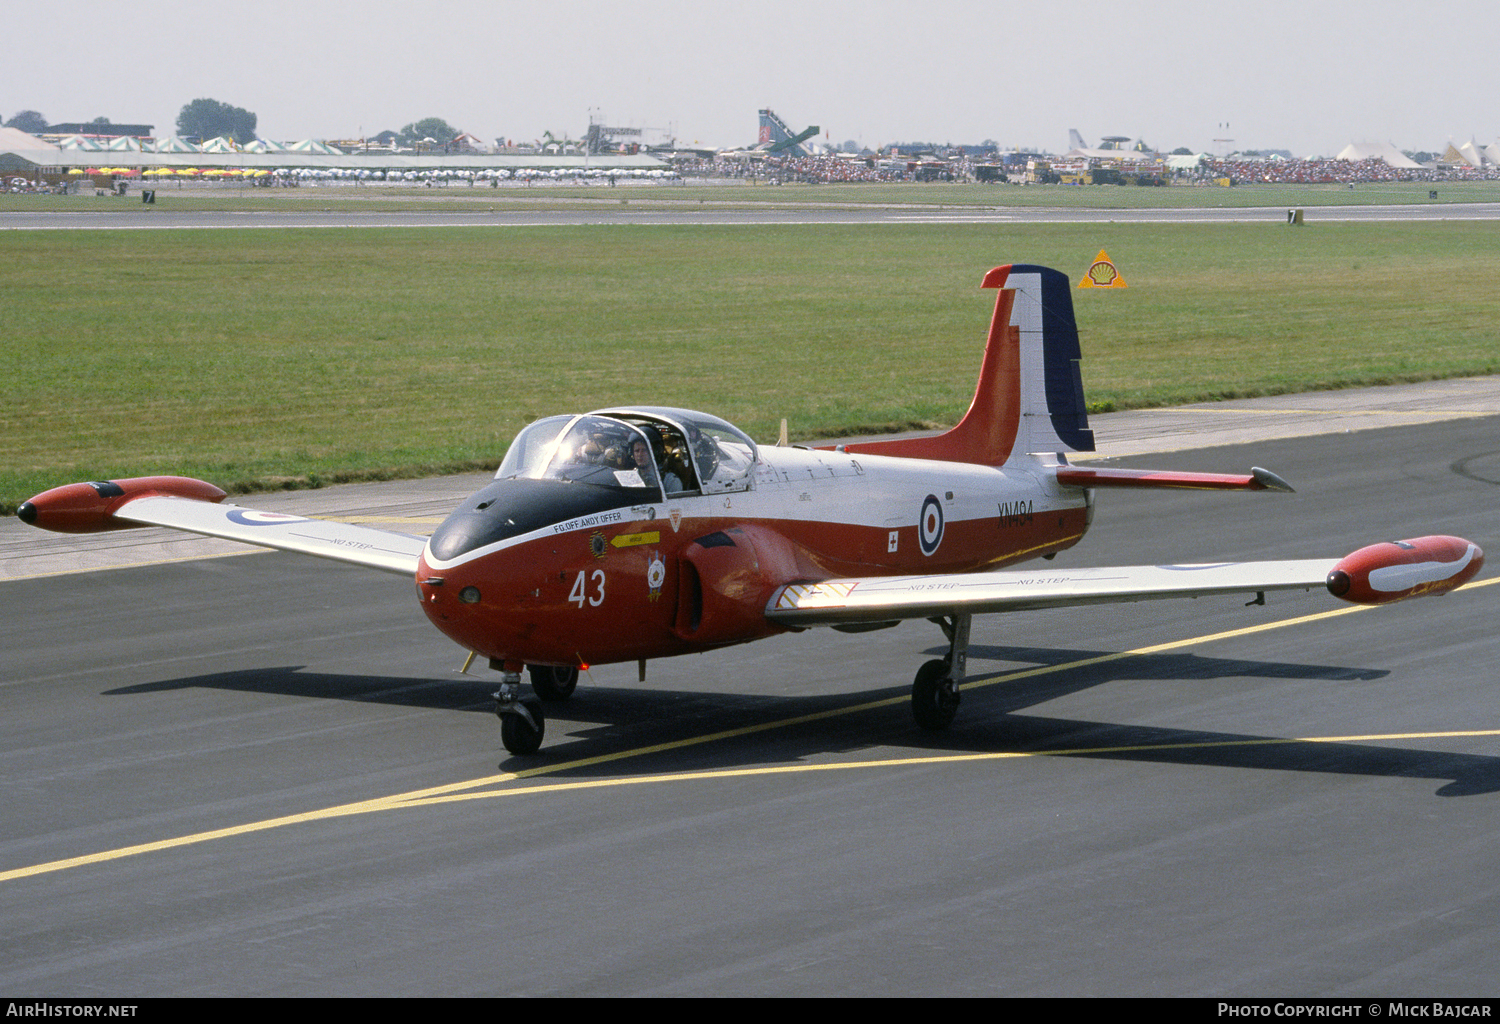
[500,696,545,755]
[911,659,959,731]
[527,664,579,702]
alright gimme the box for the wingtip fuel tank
[18,477,227,533]
[1326,535,1484,604]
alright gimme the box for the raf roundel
[226,509,310,526]
[918,494,945,556]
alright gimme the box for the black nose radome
[17,501,37,526]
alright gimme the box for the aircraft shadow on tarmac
[99,647,1499,798]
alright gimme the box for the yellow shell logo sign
[1078,250,1127,289]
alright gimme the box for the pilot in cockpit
[577,432,630,470]
[631,437,682,494]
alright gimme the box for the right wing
[18,476,426,577]
[115,496,425,576]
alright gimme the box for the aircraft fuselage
[415,445,1091,668]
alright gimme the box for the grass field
[3,219,1497,511]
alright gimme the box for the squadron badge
[647,552,666,601]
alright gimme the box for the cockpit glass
[496,408,758,498]
[591,407,759,495]
[495,414,573,480]
[535,415,662,494]
[675,414,756,493]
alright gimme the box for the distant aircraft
[758,109,819,156]
[20,265,1484,755]
[1068,129,1153,156]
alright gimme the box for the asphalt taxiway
[6,200,1500,231]
[2,386,1497,996]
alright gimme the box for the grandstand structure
[0,125,667,181]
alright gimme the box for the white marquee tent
[1334,142,1422,169]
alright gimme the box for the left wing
[767,560,1331,627]
[766,536,1483,628]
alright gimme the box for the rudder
[1005,264,1095,457]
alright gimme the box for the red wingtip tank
[16,477,227,534]
[1326,535,1484,605]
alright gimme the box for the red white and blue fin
[838,264,1093,466]
[1002,264,1095,458]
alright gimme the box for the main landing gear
[494,662,582,756]
[493,614,973,752]
[527,664,579,702]
[911,614,971,732]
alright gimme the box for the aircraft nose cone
[16,501,37,526]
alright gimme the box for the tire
[528,664,579,702]
[500,697,545,755]
[911,659,959,731]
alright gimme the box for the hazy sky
[6,0,1495,156]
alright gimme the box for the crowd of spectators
[676,151,1500,187]
[674,155,898,182]
[674,153,989,183]
[1194,156,1500,185]
[762,155,904,182]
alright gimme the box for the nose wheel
[499,698,545,755]
[494,667,545,755]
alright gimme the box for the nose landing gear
[492,662,584,755]
[493,662,545,755]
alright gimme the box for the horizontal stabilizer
[1056,466,1294,492]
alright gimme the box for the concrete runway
[2,387,1497,995]
[6,201,1500,231]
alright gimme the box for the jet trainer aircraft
[19,265,1484,755]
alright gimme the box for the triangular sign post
[1079,250,1127,289]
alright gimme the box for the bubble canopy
[496,407,758,497]
[427,409,758,563]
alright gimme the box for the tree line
[5,101,463,148]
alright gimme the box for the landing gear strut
[493,663,545,755]
[911,614,971,732]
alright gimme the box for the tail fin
[1068,128,1087,150]
[1006,264,1095,458]
[840,265,1094,465]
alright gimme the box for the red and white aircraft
[19,264,1484,755]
